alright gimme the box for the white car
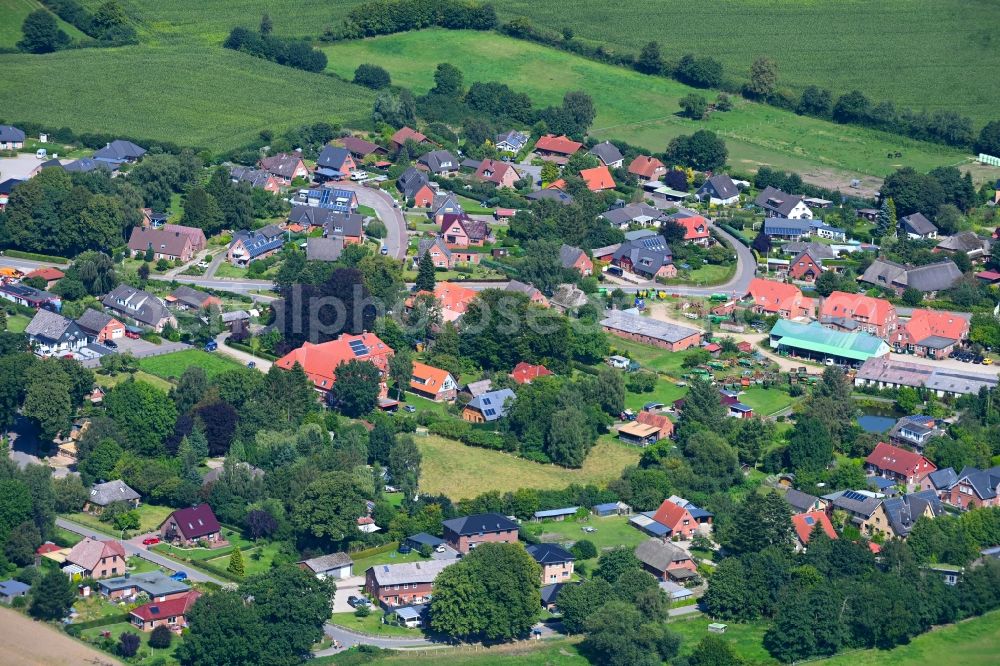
[582,526,596,533]
[435,545,447,553]
[350,170,369,181]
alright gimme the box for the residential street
[337,182,408,259]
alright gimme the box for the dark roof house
[89,480,140,507]
[588,141,624,167]
[418,150,459,175]
[102,285,172,329]
[526,543,575,566]
[442,513,519,537]
[93,140,146,164]
[900,213,938,238]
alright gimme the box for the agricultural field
[416,434,640,500]
[320,29,986,189]
[138,349,242,381]
[491,0,1000,127]
[0,0,86,49]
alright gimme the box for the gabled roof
[883,490,944,537]
[339,136,384,157]
[866,441,936,477]
[611,234,674,275]
[535,134,582,155]
[936,231,990,255]
[601,310,699,344]
[510,362,552,384]
[418,150,459,174]
[169,285,215,309]
[904,260,964,293]
[260,152,305,179]
[770,320,890,361]
[578,165,615,191]
[588,141,623,166]
[830,489,883,517]
[164,504,221,539]
[698,174,739,200]
[651,498,693,530]
[745,278,807,315]
[324,213,364,239]
[475,159,519,185]
[784,241,836,260]
[417,237,451,262]
[0,125,26,143]
[391,126,427,146]
[953,466,1000,500]
[63,158,110,173]
[634,538,690,571]
[410,361,452,394]
[299,552,353,573]
[230,166,277,189]
[130,591,201,622]
[900,212,937,236]
[230,225,286,260]
[66,537,125,571]
[495,130,529,151]
[0,579,31,597]
[463,379,493,397]
[526,189,574,205]
[526,543,575,565]
[783,489,820,513]
[275,332,394,390]
[670,214,710,241]
[25,309,84,345]
[397,167,432,199]
[763,217,813,236]
[755,186,809,217]
[602,202,664,228]
[127,226,193,257]
[902,309,969,346]
[925,467,958,491]
[306,237,345,262]
[75,309,118,335]
[0,177,24,195]
[368,559,453,586]
[442,513,519,536]
[466,389,516,421]
[439,213,490,242]
[628,155,664,179]
[820,291,895,327]
[636,411,673,435]
[89,480,140,506]
[791,511,837,544]
[93,140,146,163]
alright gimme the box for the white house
[24,310,88,357]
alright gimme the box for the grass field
[5,313,30,333]
[329,611,425,638]
[0,0,86,49]
[95,369,174,393]
[623,377,686,412]
[491,0,1000,127]
[69,504,174,535]
[416,434,639,500]
[138,349,241,381]
[738,386,794,416]
[522,514,645,567]
[320,29,985,186]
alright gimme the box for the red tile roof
[865,442,937,478]
[791,511,837,545]
[975,270,1000,281]
[901,309,969,344]
[166,504,221,540]
[651,499,692,531]
[579,165,616,192]
[636,411,673,437]
[66,537,126,571]
[820,291,895,328]
[130,590,201,622]
[275,333,394,391]
[746,278,811,317]
[36,542,64,555]
[410,361,452,394]
[674,215,710,241]
[25,267,65,281]
[534,134,583,155]
[628,155,665,179]
[391,127,427,146]
[510,362,552,384]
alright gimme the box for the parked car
[170,571,188,581]
[435,545,447,553]
[403,405,416,413]
[380,246,389,255]
[247,361,256,369]
[204,340,218,352]
[103,340,118,349]
[348,596,370,608]
[142,537,160,545]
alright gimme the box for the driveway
[55,517,224,584]
[335,182,407,259]
[331,574,365,613]
[215,332,272,372]
[0,153,62,181]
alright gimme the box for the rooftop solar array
[349,339,369,357]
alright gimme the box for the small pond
[857,414,897,433]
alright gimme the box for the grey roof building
[526,543,575,566]
[0,125,26,144]
[88,480,140,507]
[601,202,665,229]
[924,467,959,493]
[495,130,529,152]
[289,205,341,228]
[316,145,354,173]
[611,235,674,278]
[783,488,822,514]
[634,538,691,571]
[93,139,146,164]
[25,309,86,349]
[417,150,459,175]
[526,189,574,205]
[600,310,701,347]
[855,356,997,397]
[366,559,454,587]
[229,225,286,262]
[442,513,519,536]
[783,241,836,259]
[696,174,740,203]
[102,285,172,329]
[75,309,118,337]
[559,244,587,270]
[324,213,364,239]
[298,552,353,575]
[860,258,962,294]
[306,237,345,262]
[755,186,810,217]
[169,285,216,310]
[883,490,944,537]
[98,571,190,598]
[588,141,624,167]
[397,167,432,199]
[505,279,545,301]
[64,158,110,173]
[465,388,516,422]
[936,232,991,259]
[230,166,276,189]
[899,213,938,238]
[828,490,883,525]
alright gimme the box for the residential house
[745,278,815,319]
[129,591,201,632]
[576,165,616,192]
[167,285,221,311]
[430,194,463,224]
[315,145,357,180]
[854,356,998,398]
[298,553,354,580]
[85,480,140,514]
[462,388,516,423]
[696,174,740,206]
[298,187,359,214]
[93,140,146,166]
[306,237,345,262]
[618,421,663,447]
[324,213,364,245]
[442,513,519,554]
[634,539,698,583]
[602,202,665,230]
[24,309,87,356]
[525,189,574,205]
[99,571,190,602]
[810,220,847,241]
[540,583,569,611]
[601,310,702,352]
[0,283,60,311]
[650,497,713,540]
[227,225,286,266]
[791,511,837,549]
[403,533,445,551]
[63,537,126,579]
[883,490,944,538]
[415,281,479,322]
[588,141,624,168]
[288,204,342,231]
[510,362,552,385]
[940,466,1000,509]
[559,244,593,276]
[900,213,938,240]
[770,320,891,365]
[755,186,814,219]
[762,218,814,241]
[75,309,125,343]
[592,501,632,517]
[0,580,31,604]
[414,237,478,270]
[475,159,520,188]
[417,150,459,177]
[259,152,309,183]
[936,232,991,262]
[495,130,530,153]
[230,166,282,193]
[155,224,206,252]
[365,560,454,608]
[339,136,387,159]
[0,125,26,150]
[103,285,178,332]
[819,291,898,338]
[158,504,225,548]
[611,235,676,279]
[859,258,963,296]
[783,489,825,514]
[397,167,435,207]
[0,177,23,210]
[390,127,428,152]
[827,490,893,538]
[440,213,491,247]
[888,415,945,451]
[505,279,548,306]
[127,227,197,263]
[527,544,575,585]
[788,249,826,281]
[668,212,711,246]
[893,309,969,359]
[409,361,457,402]
[275,332,394,396]
[461,379,493,400]
[23,267,65,290]
[865,441,937,486]
[534,134,583,163]
[628,155,666,181]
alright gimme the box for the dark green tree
[690,634,745,666]
[637,41,663,75]
[29,568,75,620]
[582,600,681,666]
[328,359,380,417]
[104,379,178,455]
[18,10,70,53]
[353,63,391,89]
[679,93,709,120]
[594,546,641,583]
[118,632,140,658]
[745,57,778,99]
[415,250,437,292]
[552,577,612,634]
[431,63,464,98]
[787,414,834,473]
[177,591,266,665]
[149,624,173,649]
[291,472,367,548]
[726,491,792,555]
[227,546,246,577]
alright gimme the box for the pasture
[491,0,1000,127]
[416,434,640,500]
[321,29,978,186]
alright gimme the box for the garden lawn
[668,616,774,665]
[662,262,737,287]
[329,611,426,639]
[138,349,241,381]
[67,504,173,535]
[351,546,427,574]
[95,369,174,393]
[319,638,588,665]
[320,29,985,186]
[204,541,283,577]
[624,377,687,411]
[417,435,639,500]
[79,619,185,665]
[522,514,645,568]
[738,386,795,416]
[606,339,706,378]
[5,313,30,333]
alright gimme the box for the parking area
[78,337,190,367]
[0,153,64,181]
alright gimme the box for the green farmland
[491,0,1000,127]
[0,0,86,49]
[321,29,980,189]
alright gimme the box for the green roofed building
[769,320,890,365]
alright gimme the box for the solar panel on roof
[843,490,868,502]
[484,408,496,417]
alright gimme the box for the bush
[354,63,391,89]
[118,632,141,658]
[626,371,658,393]
[571,539,598,560]
[149,624,173,649]
[354,604,370,618]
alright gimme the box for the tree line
[336,0,499,40]
[224,20,327,73]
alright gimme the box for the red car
[142,537,160,546]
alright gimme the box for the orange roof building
[579,165,615,192]
[24,267,65,286]
[636,411,673,440]
[409,361,457,402]
[628,155,666,180]
[745,278,814,319]
[534,134,583,157]
[819,291,898,338]
[791,511,837,548]
[674,214,711,245]
[431,281,479,321]
[275,332,394,396]
[894,309,969,359]
[510,362,552,384]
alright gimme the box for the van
[350,170,368,181]
[606,266,623,277]
[35,148,47,159]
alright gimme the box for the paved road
[338,182,408,260]
[55,517,224,584]
[214,331,273,372]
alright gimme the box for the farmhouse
[893,309,969,359]
[409,361,457,402]
[769,320,890,364]
[25,309,87,356]
[935,232,991,262]
[365,560,454,608]
[102,285,175,332]
[696,174,740,206]
[75,309,125,343]
[600,310,702,352]
[854,357,998,397]
[899,213,938,240]
[259,152,309,183]
[227,225,286,266]
[819,291,898,338]
[865,442,937,486]
[63,537,126,579]
[859,258,963,296]
[442,513,519,554]
[275,332,394,396]
[628,155,666,180]
[462,388,516,423]
[755,186,813,219]
[744,278,814,319]
[159,504,225,548]
[588,141,624,168]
